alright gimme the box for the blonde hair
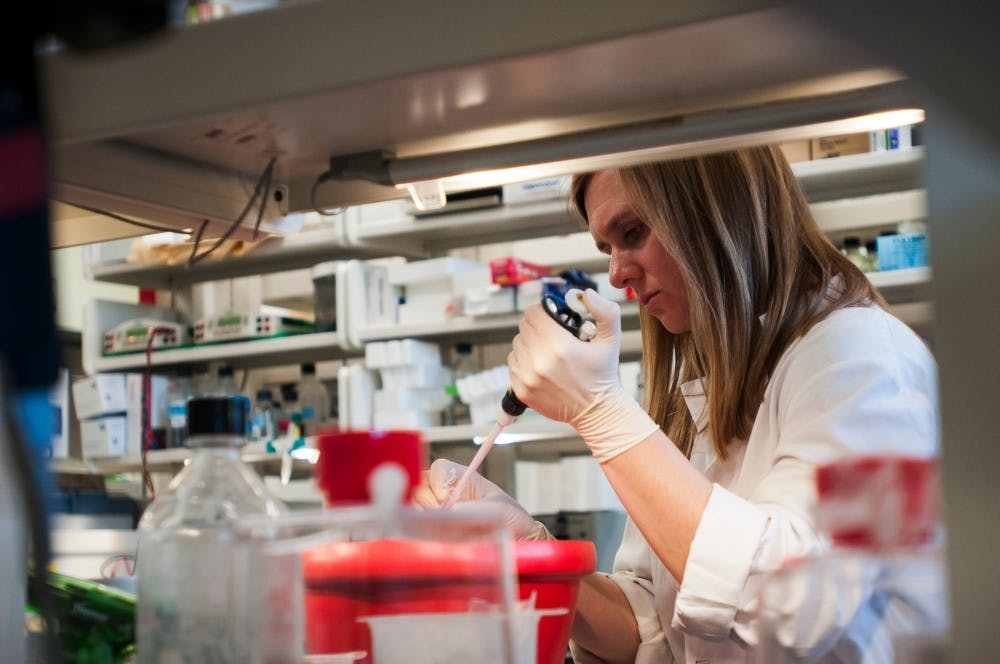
[571,146,885,459]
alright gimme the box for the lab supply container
[755,456,948,663]
[230,448,522,664]
[876,231,929,271]
[165,367,194,448]
[312,261,338,332]
[305,430,595,664]
[136,395,288,662]
[299,362,332,434]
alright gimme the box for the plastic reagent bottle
[297,362,330,435]
[250,389,277,445]
[136,396,286,662]
[166,366,194,448]
[210,365,240,397]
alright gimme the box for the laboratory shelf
[359,302,642,346]
[91,331,361,372]
[350,198,582,254]
[86,225,409,290]
[791,147,925,203]
[868,266,931,304]
[51,448,314,478]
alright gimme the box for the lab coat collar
[680,378,709,434]
[681,377,717,470]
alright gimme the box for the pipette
[442,289,595,509]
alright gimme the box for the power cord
[187,156,277,266]
[310,170,346,217]
[142,327,177,500]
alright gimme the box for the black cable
[188,157,277,267]
[310,171,346,216]
[1,368,62,663]
[68,204,194,235]
[187,219,209,266]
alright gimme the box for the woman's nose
[608,252,635,289]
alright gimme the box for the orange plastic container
[303,538,596,664]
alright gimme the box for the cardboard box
[811,133,870,159]
[80,416,127,460]
[72,374,127,420]
[779,140,812,163]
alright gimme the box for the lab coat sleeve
[671,310,938,655]
[569,517,673,663]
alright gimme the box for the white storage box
[502,176,571,204]
[365,339,442,369]
[386,257,491,287]
[80,416,128,459]
[72,374,127,419]
[515,460,563,515]
[464,284,516,317]
[398,294,461,326]
[516,280,544,311]
[379,365,452,391]
[374,387,452,413]
[558,455,623,512]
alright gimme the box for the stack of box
[72,373,168,461]
[454,366,513,427]
[515,454,624,515]
[465,257,554,317]
[364,339,452,429]
[387,257,492,326]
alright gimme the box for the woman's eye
[623,225,646,245]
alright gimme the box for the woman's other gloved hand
[413,458,552,541]
[508,288,658,463]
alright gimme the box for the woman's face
[585,170,691,334]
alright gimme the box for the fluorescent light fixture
[399,179,447,211]
[328,82,922,201]
[399,107,925,196]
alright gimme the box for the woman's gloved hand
[413,458,552,541]
[508,288,659,463]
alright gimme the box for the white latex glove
[508,288,659,463]
[413,458,552,541]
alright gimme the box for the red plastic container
[314,430,426,505]
[303,538,596,664]
[490,257,553,285]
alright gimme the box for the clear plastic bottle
[165,367,195,448]
[297,363,330,436]
[209,365,240,397]
[842,236,868,270]
[249,389,277,445]
[756,456,948,662]
[136,396,286,662]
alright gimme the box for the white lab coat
[570,304,939,663]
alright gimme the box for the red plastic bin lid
[514,540,596,577]
[303,538,597,584]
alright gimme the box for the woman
[417,146,938,662]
